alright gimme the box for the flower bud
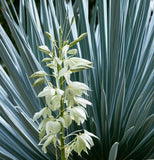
[69,33,87,47]
[38,45,51,54]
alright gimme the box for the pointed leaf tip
[109,142,119,160]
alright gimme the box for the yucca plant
[29,30,98,160]
[0,0,153,160]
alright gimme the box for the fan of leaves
[0,0,153,160]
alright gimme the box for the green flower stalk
[30,28,97,160]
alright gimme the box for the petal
[74,97,92,107]
[42,135,54,153]
[46,120,61,135]
[33,107,46,121]
[38,86,55,97]
[62,45,69,58]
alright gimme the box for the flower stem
[59,27,66,160]
[60,76,66,160]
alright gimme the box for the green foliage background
[0,0,153,160]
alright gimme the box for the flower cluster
[30,29,97,159]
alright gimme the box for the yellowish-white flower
[46,120,61,135]
[61,45,69,58]
[39,134,57,153]
[74,96,92,108]
[150,0,154,11]
[68,106,87,125]
[50,94,61,111]
[69,130,98,156]
[42,88,64,110]
[67,81,90,96]
[64,57,92,72]
[33,107,51,121]
[63,113,72,128]
[38,86,55,97]
[30,30,97,158]
[58,67,68,79]
[56,88,64,95]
